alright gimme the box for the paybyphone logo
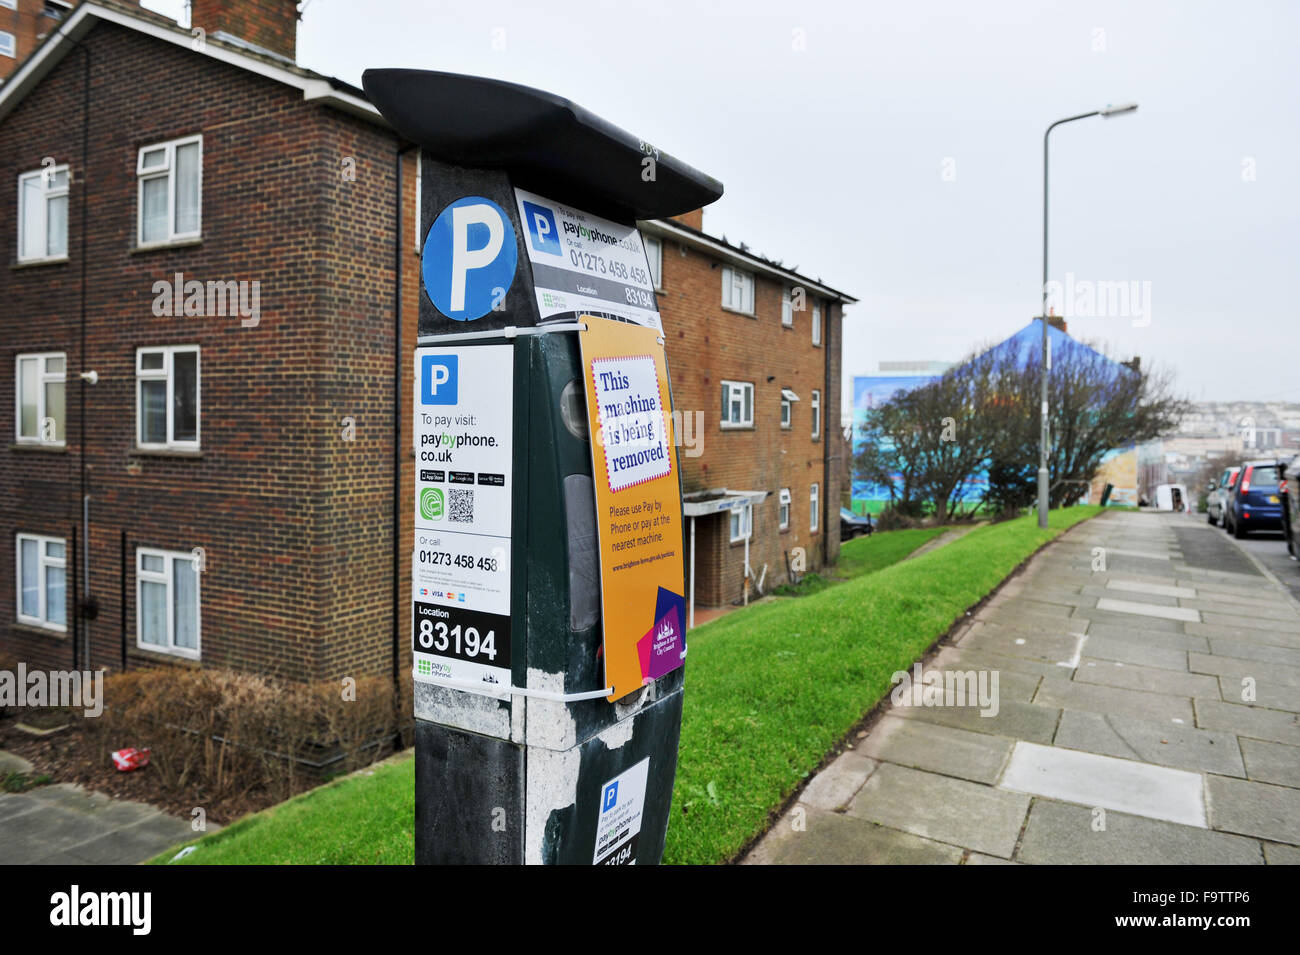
[602,781,619,813]
[420,487,444,521]
[522,200,561,256]
[421,355,457,405]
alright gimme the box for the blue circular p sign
[422,196,517,321]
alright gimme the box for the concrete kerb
[733,509,1110,863]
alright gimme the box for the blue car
[1225,460,1284,538]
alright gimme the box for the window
[720,380,754,428]
[137,548,200,658]
[16,533,66,631]
[810,482,820,532]
[729,502,752,543]
[812,303,822,346]
[781,287,794,326]
[15,353,66,445]
[811,389,821,439]
[644,234,662,290]
[780,388,799,429]
[43,0,70,20]
[137,135,202,246]
[779,488,791,530]
[136,346,200,449]
[721,265,754,315]
[18,166,69,261]
[0,32,13,59]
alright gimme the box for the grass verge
[150,750,414,865]
[151,507,1100,865]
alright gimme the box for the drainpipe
[822,300,833,569]
[77,37,91,669]
[392,142,418,703]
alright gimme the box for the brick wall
[0,19,418,691]
[654,232,845,607]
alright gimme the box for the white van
[1154,483,1190,512]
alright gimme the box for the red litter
[111,748,151,772]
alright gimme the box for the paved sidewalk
[745,510,1300,864]
[0,770,196,864]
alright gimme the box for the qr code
[448,488,474,523]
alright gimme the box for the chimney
[670,208,703,231]
[1047,315,1068,334]
[191,0,300,61]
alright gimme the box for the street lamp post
[1038,102,1138,528]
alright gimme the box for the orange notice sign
[579,315,687,702]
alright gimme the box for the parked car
[1281,455,1300,556]
[1224,459,1284,538]
[840,508,874,539]
[1206,466,1240,526]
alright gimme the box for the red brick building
[1,0,854,685]
[0,0,73,81]
[0,0,420,682]
[640,211,855,618]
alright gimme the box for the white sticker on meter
[412,343,513,696]
[594,757,650,866]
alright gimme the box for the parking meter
[362,69,722,864]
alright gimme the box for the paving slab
[957,624,1086,667]
[1217,677,1300,712]
[1017,799,1263,865]
[1095,597,1200,623]
[1194,699,1300,746]
[1106,579,1197,599]
[1239,738,1300,788]
[847,763,1030,859]
[1074,659,1220,698]
[1181,598,1300,622]
[889,697,1061,744]
[965,852,1021,864]
[1071,606,1185,632]
[931,645,1068,681]
[1082,622,1209,653]
[1201,611,1300,635]
[1205,775,1300,845]
[858,715,1015,785]
[743,807,963,865]
[1208,638,1300,668]
[1000,741,1206,827]
[1264,842,1300,864]
[798,751,878,811]
[1187,622,1300,647]
[1189,652,1300,688]
[1053,709,1246,777]
[1033,680,1194,725]
[1082,636,1188,672]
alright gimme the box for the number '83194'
[418,619,497,660]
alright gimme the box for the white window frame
[721,265,755,316]
[17,165,69,262]
[15,352,66,446]
[136,547,201,659]
[136,135,202,247]
[779,488,791,530]
[781,287,794,327]
[16,533,66,631]
[644,234,663,290]
[721,380,754,429]
[781,393,792,428]
[0,31,13,59]
[136,345,201,450]
[810,482,820,532]
[811,389,822,439]
[729,502,753,543]
[812,303,823,346]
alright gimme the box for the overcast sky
[150,1,1300,415]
